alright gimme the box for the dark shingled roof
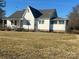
[8,6,57,19]
[39,9,57,19]
[29,6,42,18]
[52,17,67,20]
[9,9,25,18]
[29,6,57,19]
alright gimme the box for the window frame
[39,20,44,24]
[59,20,64,24]
[50,20,57,24]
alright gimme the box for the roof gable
[28,6,57,19]
[29,6,42,18]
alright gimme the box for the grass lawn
[0,31,79,59]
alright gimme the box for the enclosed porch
[6,18,23,29]
[50,18,68,32]
[0,19,7,28]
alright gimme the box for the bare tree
[68,5,79,30]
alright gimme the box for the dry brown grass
[0,31,78,59]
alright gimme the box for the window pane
[50,20,57,24]
[59,20,64,24]
[4,20,6,24]
[42,20,44,24]
[39,20,41,24]
[39,20,44,24]
[11,20,13,24]
[15,20,17,25]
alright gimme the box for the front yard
[0,31,78,59]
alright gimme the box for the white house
[4,6,68,32]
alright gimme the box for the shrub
[15,28,25,31]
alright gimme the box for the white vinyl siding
[38,19,50,31]
[23,6,35,30]
[50,20,66,31]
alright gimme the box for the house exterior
[4,6,68,32]
[50,17,68,32]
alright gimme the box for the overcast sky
[6,0,79,18]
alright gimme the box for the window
[11,20,17,25]
[50,20,57,24]
[39,20,44,24]
[11,20,13,24]
[4,20,7,24]
[15,20,17,25]
[59,20,64,24]
[26,20,30,25]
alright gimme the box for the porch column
[13,20,15,25]
[64,20,66,24]
[13,20,16,30]
[57,20,59,24]
[19,20,21,28]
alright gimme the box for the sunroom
[50,17,68,32]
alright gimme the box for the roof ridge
[39,9,56,11]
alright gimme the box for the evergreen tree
[0,0,5,19]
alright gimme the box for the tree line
[68,4,79,32]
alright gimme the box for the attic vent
[27,9,29,12]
